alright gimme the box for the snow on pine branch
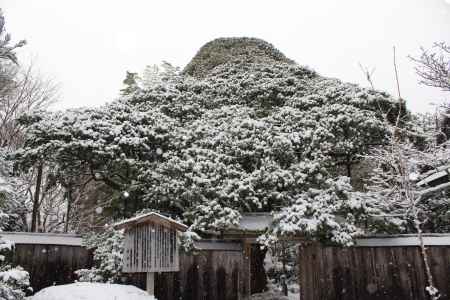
[14,53,402,244]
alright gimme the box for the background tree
[0,62,60,232]
[411,42,450,144]
[360,118,447,300]
[0,9,25,65]
[352,45,450,300]
[0,62,58,150]
[0,9,30,298]
[120,71,140,96]
[411,42,450,92]
[0,9,60,233]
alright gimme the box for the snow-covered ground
[250,290,300,300]
[31,282,154,300]
[250,291,289,300]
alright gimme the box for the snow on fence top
[355,233,450,247]
[0,232,82,246]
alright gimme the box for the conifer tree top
[183,37,295,78]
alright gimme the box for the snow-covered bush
[263,242,298,295]
[260,177,366,247]
[179,230,201,252]
[75,228,124,283]
[0,149,29,232]
[0,233,30,300]
[0,150,30,299]
[0,265,30,300]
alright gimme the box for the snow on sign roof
[0,232,82,246]
[113,212,188,232]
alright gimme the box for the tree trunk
[64,187,72,233]
[31,164,43,232]
[415,220,439,299]
[20,213,28,232]
[345,155,352,178]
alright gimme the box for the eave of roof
[417,165,450,187]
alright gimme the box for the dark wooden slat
[299,243,450,300]
[10,244,92,294]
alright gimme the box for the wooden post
[243,240,252,297]
[146,272,155,297]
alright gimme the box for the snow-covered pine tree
[14,38,400,242]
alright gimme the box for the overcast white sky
[2,0,450,112]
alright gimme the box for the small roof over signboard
[114,212,188,232]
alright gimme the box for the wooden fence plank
[142,249,247,300]
[11,244,92,294]
[9,238,247,300]
[299,243,450,300]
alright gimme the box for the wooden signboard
[122,222,179,273]
[114,212,188,297]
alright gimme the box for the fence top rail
[0,233,246,250]
[194,240,243,251]
[355,234,450,247]
[0,232,83,246]
[358,233,450,238]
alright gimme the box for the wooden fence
[1,233,253,299]
[129,240,250,300]
[299,234,450,300]
[1,232,93,293]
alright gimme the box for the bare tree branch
[410,42,450,92]
[0,61,59,150]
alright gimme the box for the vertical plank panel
[298,243,450,300]
[11,244,92,294]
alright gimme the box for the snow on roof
[0,232,82,246]
[355,233,450,247]
[417,165,450,187]
[230,213,273,232]
[113,212,188,232]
